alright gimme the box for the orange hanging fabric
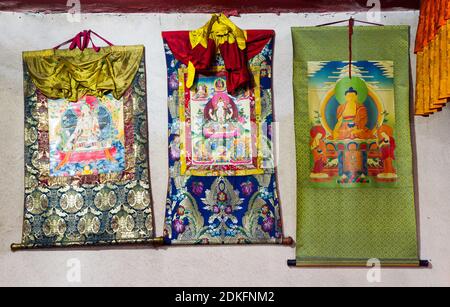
[414,0,450,116]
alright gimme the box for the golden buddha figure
[332,87,373,140]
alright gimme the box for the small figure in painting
[309,126,329,179]
[377,125,397,180]
[82,165,94,175]
[68,101,101,150]
[210,98,233,124]
[215,78,226,92]
[195,139,212,162]
[339,142,368,183]
[234,137,249,161]
[194,83,208,99]
[204,91,238,126]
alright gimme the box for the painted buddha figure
[203,79,239,139]
[332,87,373,140]
[55,96,117,172]
[68,103,101,150]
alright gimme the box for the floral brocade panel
[164,36,283,244]
[22,57,154,247]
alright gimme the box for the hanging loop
[348,17,354,79]
[316,17,383,79]
[53,30,114,52]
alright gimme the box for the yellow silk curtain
[415,0,450,116]
[23,45,144,102]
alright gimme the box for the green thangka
[291,25,420,266]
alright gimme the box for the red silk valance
[162,30,274,93]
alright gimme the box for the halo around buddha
[335,77,368,104]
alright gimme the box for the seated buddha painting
[308,60,397,187]
[48,94,125,177]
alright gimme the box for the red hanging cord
[316,18,384,27]
[348,17,354,79]
[316,18,383,79]
[53,30,114,52]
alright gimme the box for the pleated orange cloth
[415,0,450,116]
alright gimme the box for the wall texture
[0,11,449,287]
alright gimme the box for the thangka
[162,14,285,244]
[15,41,155,249]
[291,26,421,266]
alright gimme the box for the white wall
[0,10,449,287]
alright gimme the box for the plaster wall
[0,10,448,286]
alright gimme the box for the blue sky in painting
[309,60,394,89]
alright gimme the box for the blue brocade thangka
[163,31,285,244]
